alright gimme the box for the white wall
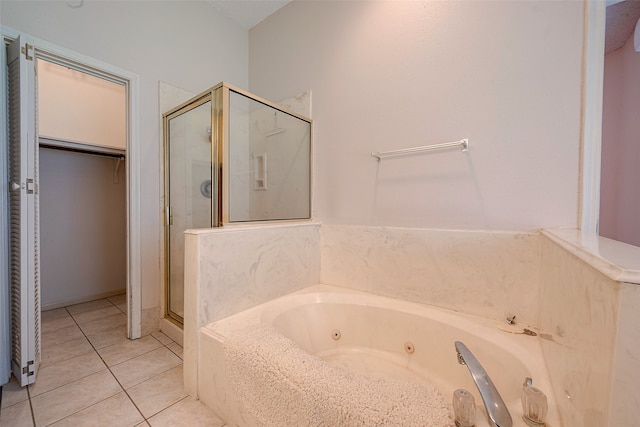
[39,148,126,309]
[250,0,584,230]
[1,1,249,311]
[600,33,640,247]
[38,58,126,149]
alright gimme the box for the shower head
[266,111,286,137]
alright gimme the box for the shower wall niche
[162,82,312,325]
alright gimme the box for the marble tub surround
[321,224,541,326]
[542,228,640,284]
[183,222,321,396]
[610,283,640,427]
[538,232,640,427]
[538,237,618,426]
[183,222,640,426]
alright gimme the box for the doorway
[37,58,127,311]
[1,31,142,386]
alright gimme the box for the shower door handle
[166,206,173,226]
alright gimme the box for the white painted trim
[127,72,142,339]
[0,26,142,339]
[579,1,606,236]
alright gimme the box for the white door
[7,36,41,386]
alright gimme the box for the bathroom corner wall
[321,225,541,325]
[183,222,321,396]
[538,235,619,426]
[250,0,583,232]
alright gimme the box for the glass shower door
[165,99,212,323]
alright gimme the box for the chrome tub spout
[455,341,512,427]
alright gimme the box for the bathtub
[197,285,561,426]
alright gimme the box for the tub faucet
[455,341,512,427]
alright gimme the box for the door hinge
[26,178,35,194]
[21,43,34,61]
[22,360,34,376]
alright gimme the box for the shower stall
[162,82,312,325]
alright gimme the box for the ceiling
[606,0,640,54]
[206,0,290,30]
[206,0,639,53]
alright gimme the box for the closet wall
[38,59,127,309]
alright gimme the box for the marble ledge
[184,220,320,235]
[542,228,640,285]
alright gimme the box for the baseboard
[42,289,126,311]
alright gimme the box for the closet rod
[39,138,125,159]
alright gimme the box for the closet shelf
[39,137,125,159]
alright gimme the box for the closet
[37,58,127,310]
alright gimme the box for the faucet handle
[521,380,548,426]
[453,389,476,427]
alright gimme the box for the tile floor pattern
[0,294,226,427]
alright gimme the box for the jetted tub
[197,285,561,426]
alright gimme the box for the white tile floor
[0,295,226,427]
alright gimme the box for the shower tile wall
[321,224,541,325]
[228,90,311,222]
[248,105,310,220]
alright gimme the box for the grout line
[72,317,181,423]
[105,339,166,369]
[30,307,123,424]
[41,387,123,426]
[145,395,190,422]
[102,335,184,422]
[107,295,127,315]
[27,298,188,427]
[63,304,149,425]
[28,363,108,399]
[106,357,181,425]
[162,339,183,360]
[25,383,36,427]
